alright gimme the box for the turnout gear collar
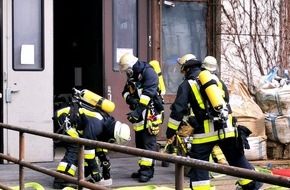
[184,67,201,80]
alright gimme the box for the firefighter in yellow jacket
[166,54,263,190]
[53,90,131,189]
[119,52,164,183]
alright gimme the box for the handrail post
[175,163,184,190]
[77,144,85,190]
[19,132,25,190]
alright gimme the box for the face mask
[126,67,134,78]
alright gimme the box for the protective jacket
[167,67,235,144]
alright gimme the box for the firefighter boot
[236,181,263,190]
[53,176,77,189]
[138,166,154,183]
[102,161,113,186]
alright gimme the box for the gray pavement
[0,152,289,190]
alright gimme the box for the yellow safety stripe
[133,112,163,131]
[203,119,210,133]
[79,108,103,120]
[56,107,71,117]
[56,162,77,176]
[152,114,163,125]
[11,182,45,190]
[133,124,144,131]
[56,161,68,172]
[191,179,211,190]
[139,94,151,106]
[84,149,95,159]
[66,128,79,138]
[237,178,253,185]
[77,130,83,135]
[67,165,77,176]
[62,187,76,190]
[138,157,153,167]
[191,131,236,144]
[167,117,180,130]
[188,80,205,109]
[96,148,108,153]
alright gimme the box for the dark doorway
[53,0,103,135]
[53,0,103,96]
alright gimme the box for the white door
[2,0,54,162]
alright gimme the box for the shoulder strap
[69,101,80,126]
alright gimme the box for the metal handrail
[0,123,290,190]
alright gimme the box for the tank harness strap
[218,120,226,140]
[97,97,105,107]
[202,79,218,89]
[69,101,80,125]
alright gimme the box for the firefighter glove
[126,95,139,110]
[127,104,146,123]
[237,125,252,149]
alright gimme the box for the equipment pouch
[147,115,159,135]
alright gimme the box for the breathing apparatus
[198,70,228,121]
[73,88,115,113]
[149,60,166,95]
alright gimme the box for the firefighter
[166,54,263,190]
[53,100,131,189]
[118,52,164,183]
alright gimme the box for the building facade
[1,0,288,162]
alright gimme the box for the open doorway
[53,0,103,137]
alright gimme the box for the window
[162,2,207,93]
[12,0,43,71]
[113,0,137,71]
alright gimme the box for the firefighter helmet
[119,53,138,72]
[177,54,197,65]
[202,56,218,72]
[114,121,131,145]
[177,54,200,73]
